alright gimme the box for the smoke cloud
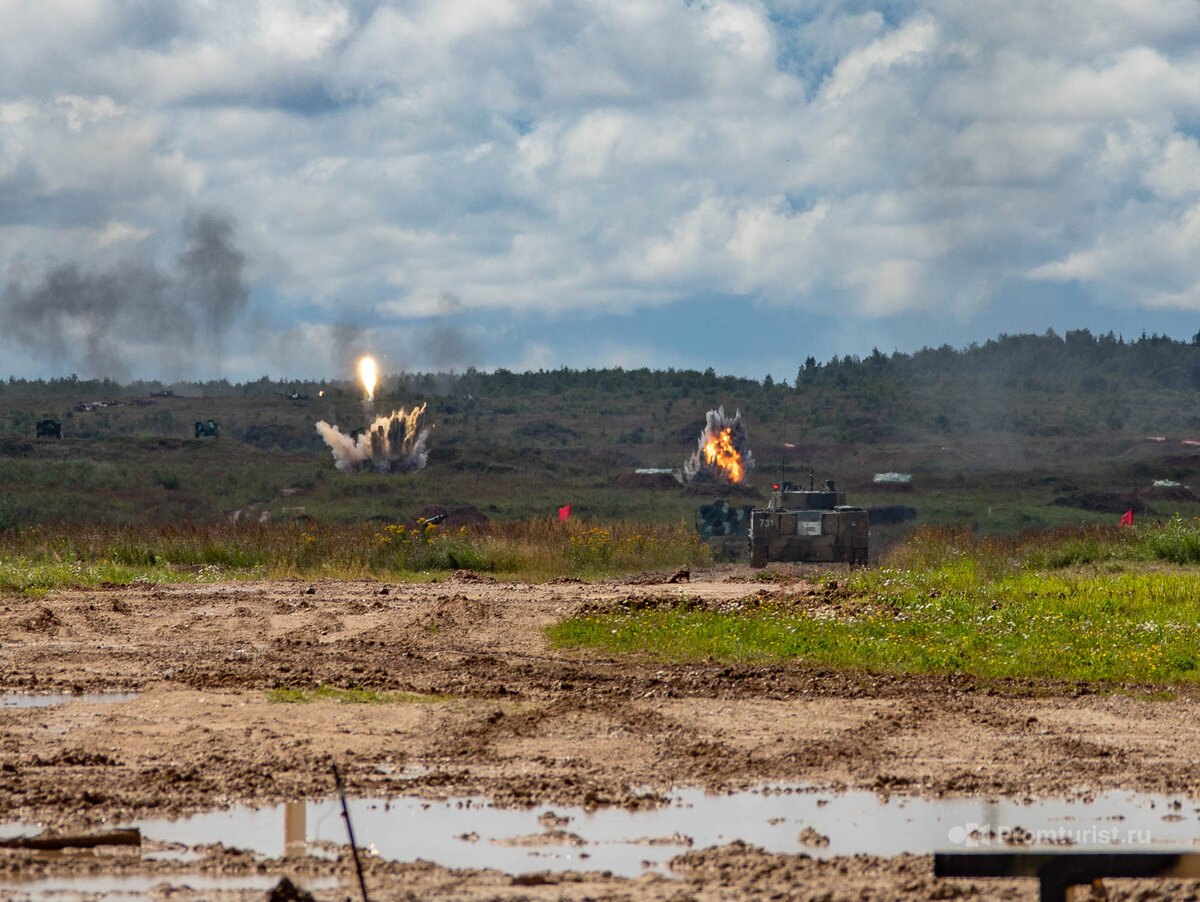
[178,211,249,337]
[1,211,248,380]
[326,322,378,379]
[316,405,432,474]
[680,406,755,485]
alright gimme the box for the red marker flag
[1119,508,1134,527]
[558,504,571,522]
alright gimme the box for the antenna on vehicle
[780,402,788,489]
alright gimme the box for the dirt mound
[412,504,489,530]
[444,570,497,583]
[414,592,495,632]
[577,588,817,617]
[1161,454,1200,473]
[1138,484,1199,503]
[858,482,913,493]
[613,472,679,489]
[620,568,692,586]
[1052,492,1147,515]
[867,505,918,524]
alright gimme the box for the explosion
[316,404,431,474]
[679,406,755,485]
[316,356,430,473]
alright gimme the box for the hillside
[3,328,1200,548]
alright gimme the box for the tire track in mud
[4,575,1200,825]
[7,574,1200,900]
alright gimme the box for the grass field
[0,517,711,594]
[5,366,1200,586]
[548,521,1200,686]
[5,365,1200,535]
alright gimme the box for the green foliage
[1141,516,1200,564]
[156,471,182,490]
[549,520,1200,685]
[365,522,493,572]
[559,522,708,578]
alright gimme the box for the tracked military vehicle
[748,478,868,567]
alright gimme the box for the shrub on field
[1142,515,1200,564]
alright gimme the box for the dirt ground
[3,567,1200,900]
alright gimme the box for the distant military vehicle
[194,419,219,438]
[748,478,868,567]
[35,419,62,439]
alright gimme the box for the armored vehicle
[748,479,868,567]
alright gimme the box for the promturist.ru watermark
[947,823,1154,848]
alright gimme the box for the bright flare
[358,356,377,400]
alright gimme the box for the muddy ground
[2,567,1200,900]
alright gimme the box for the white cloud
[820,16,937,102]
[1145,136,1200,199]
[7,0,1200,379]
[513,340,555,372]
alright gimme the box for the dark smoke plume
[328,322,371,377]
[178,211,249,337]
[679,406,755,485]
[1,211,248,380]
[316,405,432,474]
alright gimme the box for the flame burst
[704,428,746,484]
[358,356,377,400]
[679,406,754,485]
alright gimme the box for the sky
[4,0,1200,384]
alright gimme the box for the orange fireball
[704,427,746,483]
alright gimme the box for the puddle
[0,692,139,709]
[0,874,336,901]
[129,787,1200,877]
[2,786,1195,888]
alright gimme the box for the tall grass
[0,517,711,595]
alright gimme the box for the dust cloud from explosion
[679,406,754,485]
[315,356,432,474]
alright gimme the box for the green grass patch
[0,555,190,597]
[548,522,1200,685]
[265,685,452,705]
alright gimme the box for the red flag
[558,504,571,522]
[1119,508,1134,527]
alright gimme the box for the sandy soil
[2,567,1199,900]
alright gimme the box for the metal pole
[332,763,371,902]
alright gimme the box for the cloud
[820,16,937,102]
[6,0,1200,380]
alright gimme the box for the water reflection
[132,787,1200,878]
[284,801,306,858]
[0,693,139,709]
